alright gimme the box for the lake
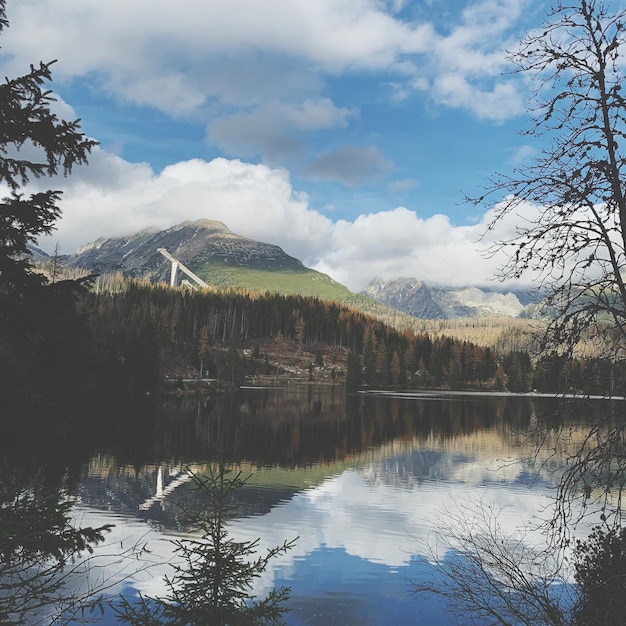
[8,385,599,624]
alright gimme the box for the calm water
[47,385,598,625]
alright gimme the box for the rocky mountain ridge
[362,276,528,319]
[66,218,305,282]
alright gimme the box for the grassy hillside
[197,262,349,298]
[196,261,421,329]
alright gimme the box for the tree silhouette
[477,0,626,530]
[0,0,97,410]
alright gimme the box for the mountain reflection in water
[80,387,544,526]
[7,386,600,625]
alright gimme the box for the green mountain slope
[196,261,350,299]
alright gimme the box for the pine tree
[117,464,295,626]
[0,0,97,409]
[0,0,96,296]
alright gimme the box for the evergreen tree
[0,458,113,625]
[0,0,96,296]
[346,352,362,391]
[574,525,626,625]
[0,0,97,410]
[117,463,295,626]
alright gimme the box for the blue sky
[2,0,560,290]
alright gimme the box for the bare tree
[476,0,626,531]
[411,498,576,626]
[413,3,626,623]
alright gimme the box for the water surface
[61,385,592,624]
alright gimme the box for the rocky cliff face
[66,218,306,282]
[362,276,526,319]
[362,277,446,319]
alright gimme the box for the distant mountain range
[361,276,529,319]
[35,218,529,320]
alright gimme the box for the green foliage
[0,0,97,412]
[116,463,295,626]
[0,0,96,296]
[573,525,626,626]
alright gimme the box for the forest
[74,279,624,401]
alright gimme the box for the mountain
[360,277,446,319]
[64,218,348,296]
[362,276,526,319]
[67,218,302,275]
[59,221,528,323]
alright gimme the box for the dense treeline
[84,282,511,393]
[81,281,623,396]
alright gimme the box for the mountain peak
[362,276,525,319]
[178,218,231,234]
[363,276,444,319]
[66,219,306,281]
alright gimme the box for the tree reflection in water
[0,409,151,626]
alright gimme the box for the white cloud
[388,178,417,194]
[42,152,332,264]
[74,453,566,602]
[37,152,527,292]
[509,144,538,165]
[2,0,529,125]
[2,1,430,113]
[431,75,524,121]
[314,207,508,289]
[414,0,529,120]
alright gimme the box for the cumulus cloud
[314,207,508,290]
[431,75,524,121]
[41,152,332,265]
[1,0,535,203]
[2,1,429,113]
[414,0,528,120]
[37,152,528,292]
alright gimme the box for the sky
[1,0,563,291]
